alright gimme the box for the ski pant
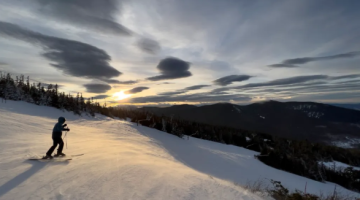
[46,137,64,156]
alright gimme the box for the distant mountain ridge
[141,101,360,146]
[330,103,360,111]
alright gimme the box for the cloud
[213,75,252,86]
[184,85,210,90]
[222,74,360,98]
[211,75,332,93]
[91,94,110,99]
[268,64,298,68]
[34,0,132,36]
[0,21,121,82]
[147,57,192,81]
[104,80,139,85]
[234,75,328,89]
[0,62,6,65]
[158,85,210,96]
[133,74,360,104]
[269,51,360,68]
[329,74,360,80]
[125,87,149,94]
[248,81,360,102]
[157,82,173,85]
[84,83,111,93]
[137,38,161,54]
[158,91,187,96]
[131,93,251,103]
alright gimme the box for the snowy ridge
[0,101,359,199]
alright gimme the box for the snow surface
[332,137,360,149]
[0,101,359,200]
[320,161,360,171]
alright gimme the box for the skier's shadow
[0,160,69,198]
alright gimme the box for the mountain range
[331,103,360,111]
[141,101,360,147]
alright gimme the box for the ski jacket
[52,117,68,138]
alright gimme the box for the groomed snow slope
[0,101,358,200]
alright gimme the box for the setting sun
[113,91,131,100]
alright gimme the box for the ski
[28,153,84,161]
[29,157,72,161]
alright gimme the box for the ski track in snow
[0,101,358,200]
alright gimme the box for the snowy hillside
[0,101,359,200]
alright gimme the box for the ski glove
[62,124,67,127]
[64,128,70,132]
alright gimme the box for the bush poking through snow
[242,179,358,200]
[244,179,267,194]
[266,179,357,200]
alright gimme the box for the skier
[43,117,70,159]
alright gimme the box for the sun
[113,91,131,100]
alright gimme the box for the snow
[246,137,251,142]
[320,161,360,171]
[332,137,360,149]
[233,106,241,113]
[259,116,265,119]
[291,105,324,118]
[306,111,324,118]
[292,104,316,110]
[0,100,359,200]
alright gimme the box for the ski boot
[54,152,66,157]
[42,154,53,159]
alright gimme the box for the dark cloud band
[125,87,149,94]
[158,85,210,96]
[91,94,111,99]
[269,51,360,68]
[104,80,139,85]
[158,91,187,96]
[234,75,328,89]
[84,83,111,93]
[0,21,121,82]
[184,85,210,90]
[213,75,252,86]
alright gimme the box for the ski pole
[65,131,68,149]
[63,126,68,149]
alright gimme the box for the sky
[0,0,359,106]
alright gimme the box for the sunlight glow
[113,91,132,100]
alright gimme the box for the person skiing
[43,117,70,159]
